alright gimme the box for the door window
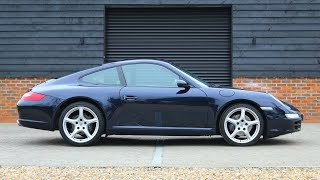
[122,63,179,87]
[80,67,121,86]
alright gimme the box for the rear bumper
[17,95,63,131]
[17,119,50,130]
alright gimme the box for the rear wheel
[219,104,264,146]
[59,102,105,146]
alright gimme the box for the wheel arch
[215,99,267,136]
[52,96,106,130]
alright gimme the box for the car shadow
[97,136,298,147]
[23,137,65,146]
[25,136,299,147]
[99,136,221,147]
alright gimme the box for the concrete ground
[0,123,319,167]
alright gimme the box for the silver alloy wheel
[62,106,99,143]
[224,107,260,144]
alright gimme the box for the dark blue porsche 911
[17,59,302,146]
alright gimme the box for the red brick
[0,77,48,123]
[233,77,319,123]
[0,77,319,123]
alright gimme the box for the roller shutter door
[105,7,231,86]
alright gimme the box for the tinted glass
[80,67,121,86]
[122,63,179,87]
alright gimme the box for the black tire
[219,103,264,146]
[59,102,105,146]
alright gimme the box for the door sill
[108,126,214,136]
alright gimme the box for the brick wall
[0,77,48,123]
[0,77,319,123]
[233,77,320,123]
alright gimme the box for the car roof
[102,59,170,67]
[53,58,207,88]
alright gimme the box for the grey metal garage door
[105,7,232,86]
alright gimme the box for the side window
[80,67,121,86]
[122,63,179,87]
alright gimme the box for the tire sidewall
[219,103,264,146]
[59,102,105,146]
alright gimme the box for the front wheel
[219,104,264,146]
[59,102,105,146]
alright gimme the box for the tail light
[21,92,45,101]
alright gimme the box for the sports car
[17,59,303,146]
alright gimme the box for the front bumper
[261,106,303,138]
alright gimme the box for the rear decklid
[28,79,57,92]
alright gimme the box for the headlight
[285,114,300,119]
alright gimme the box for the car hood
[210,85,268,96]
[202,86,297,114]
[202,86,282,108]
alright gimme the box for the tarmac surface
[0,123,318,167]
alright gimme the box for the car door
[111,63,210,128]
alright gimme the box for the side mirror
[176,79,190,88]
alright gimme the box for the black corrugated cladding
[105,7,232,86]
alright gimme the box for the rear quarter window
[80,67,121,86]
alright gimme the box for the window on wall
[122,63,179,87]
[80,67,121,86]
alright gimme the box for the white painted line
[152,140,164,166]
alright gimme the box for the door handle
[123,95,137,102]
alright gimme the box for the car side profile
[17,59,303,146]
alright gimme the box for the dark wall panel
[0,4,104,77]
[233,3,320,77]
[0,0,319,78]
